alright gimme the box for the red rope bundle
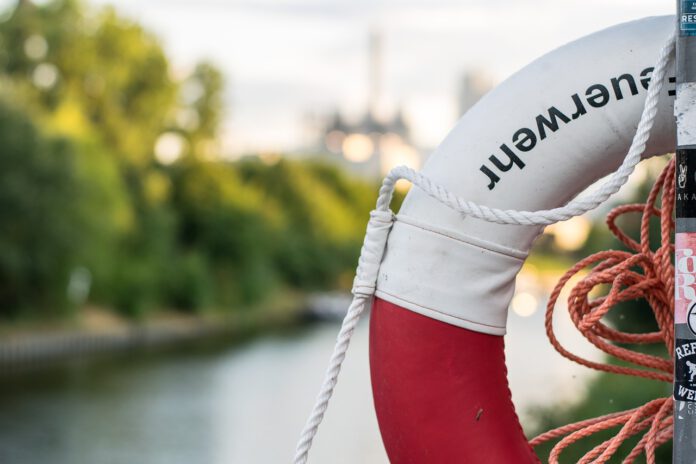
[530,158,676,463]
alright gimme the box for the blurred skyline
[2,0,674,156]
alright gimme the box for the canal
[0,302,597,463]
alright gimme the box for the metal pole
[674,2,696,462]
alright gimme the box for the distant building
[458,70,494,116]
[320,30,420,178]
[322,108,417,178]
[317,39,494,177]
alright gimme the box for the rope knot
[352,209,395,296]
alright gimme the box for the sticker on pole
[682,0,696,36]
[676,339,696,401]
[676,234,696,401]
[689,303,696,335]
[676,234,696,332]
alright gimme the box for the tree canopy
[0,0,382,319]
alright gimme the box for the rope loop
[530,158,675,463]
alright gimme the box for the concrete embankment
[0,319,228,369]
[0,296,311,370]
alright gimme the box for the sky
[9,0,678,156]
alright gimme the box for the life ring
[370,16,675,463]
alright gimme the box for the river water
[0,302,598,464]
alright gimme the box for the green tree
[0,0,388,319]
[171,160,280,306]
[0,0,238,316]
[0,100,127,317]
[180,62,225,158]
[237,158,376,289]
[0,0,178,168]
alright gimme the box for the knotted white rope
[293,31,675,464]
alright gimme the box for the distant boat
[304,292,354,322]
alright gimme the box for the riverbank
[0,292,311,371]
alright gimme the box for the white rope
[293,31,675,464]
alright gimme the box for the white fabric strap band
[375,215,526,335]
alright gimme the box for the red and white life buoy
[294,15,679,464]
[369,16,675,463]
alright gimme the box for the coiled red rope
[530,158,675,463]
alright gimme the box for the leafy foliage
[0,100,126,316]
[0,0,383,319]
